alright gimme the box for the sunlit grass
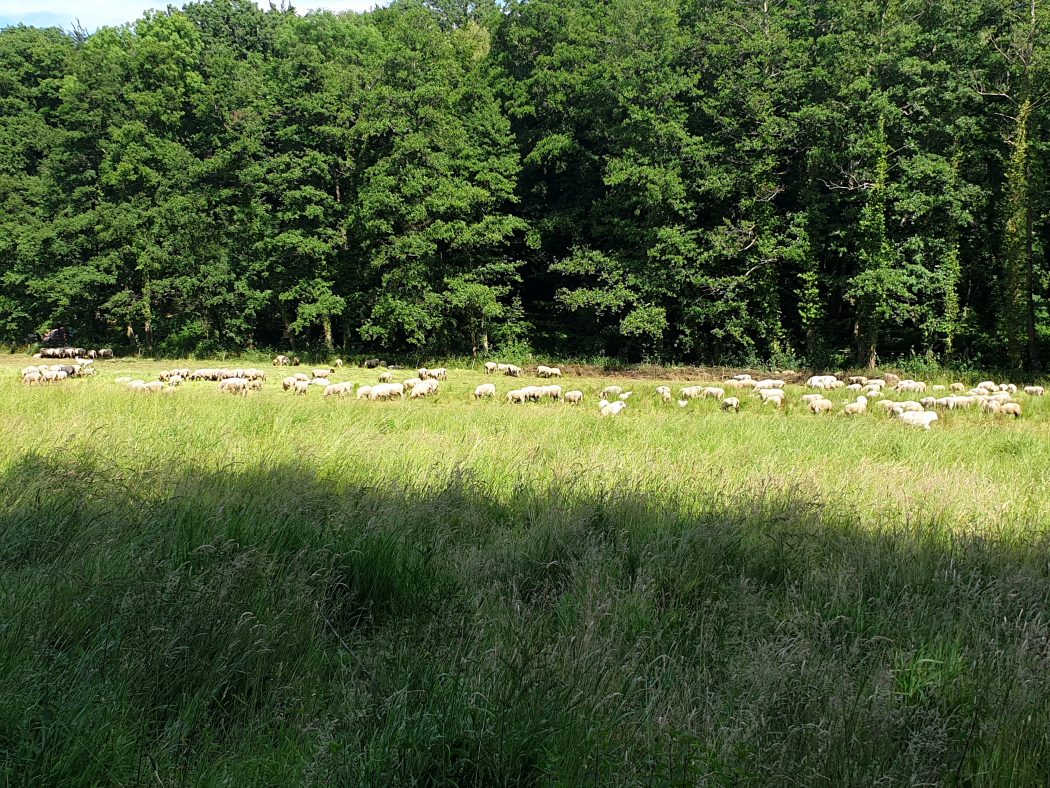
[1,356,1049,783]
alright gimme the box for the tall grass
[1,358,1049,783]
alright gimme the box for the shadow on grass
[0,453,1048,785]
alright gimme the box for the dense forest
[0,0,1047,368]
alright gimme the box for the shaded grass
[2,359,1050,783]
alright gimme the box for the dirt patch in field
[554,363,808,384]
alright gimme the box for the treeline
[1,0,1047,368]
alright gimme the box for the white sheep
[701,386,725,399]
[598,399,627,416]
[294,380,310,395]
[541,385,563,400]
[722,397,740,412]
[324,382,354,397]
[506,388,528,403]
[732,373,752,381]
[1000,402,1022,417]
[601,385,624,398]
[758,388,785,402]
[763,394,784,408]
[311,378,331,387]
[679,385,703,399]
[894,401,925,413]
[429,367,448,380]
[808,397,833,414]
[753,379,786,390]
[505,365,523,377]
[474,383,497,399]
[356,385,372,399]
[617,391,631,401]
[282,376,296,391]
[410,380,439,398]
[950,382,965,392]
[485,362,497,374]
[377,371,393,383]
[1024,385,1044,396]
[219,377,249,396]
[564,390,584,404]
[898,410,938,429]
[843,395,867,416]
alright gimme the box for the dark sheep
[364,358,385,369]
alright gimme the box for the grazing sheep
[426,367,447,381]
[410,379,440,398]
[723,379,749,389]
[541,385,563,400]
[363,358,383,369]
[485,362,497,374]
[617,391,631,401]
[598,399,627,417]
[655,385,672,403]
[537,365,563,378]
[701,387,725,399]
[763,394,784,408]
[402,377,423,389]
[846,383,863,392]
[378,371,393,383]
[356,385,372,399]
[311,378,331,387]
[506,388,529,403]
[753,379,786,390]
[800,393,823,404]
[722,397,740,412]
[982,399,1002,413]
[847,376,868,385]
[679,385,703,400]
[843,395,867,416]
[894,401,925,413]
[312,368,333,379]
[504,365,523,377]
[1000,402,1022,417]
[808,397,833,414]
[168,375,184,386]
[564,390,584,404]
[496,363,510,373]
[898,410,938,429]
[950,382,965,392]
[1024,386,1044,396]
[931,384,946,392]
[218,377,249,396]
[806,374,838,389]
[282,376,297,391]
[758,388,786,402]
[732,374,752,381]
[334,359,343,367]
[324,382,354,397]
[920,397,937,409]
[273,355,291,366]
[293,380,310,395]
[933,397,958,410]
[677,400,689,408]
[977,380,998,392]
[474,383,497,399]
[601,385,624,398]
[895,379,927,393]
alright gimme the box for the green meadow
[2,356,1050,784]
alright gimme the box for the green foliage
[0,0,1048,367]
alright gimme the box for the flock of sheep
[15,354,1045,429]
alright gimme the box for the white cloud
[0,0,381,31]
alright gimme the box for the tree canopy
[1,0,1048,368]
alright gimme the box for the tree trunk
[322,315,334,351]
[280,307,295,350]
[1026,198,1040,371]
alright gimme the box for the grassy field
[3,355,1050,784]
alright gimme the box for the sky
[0,0,381,30]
